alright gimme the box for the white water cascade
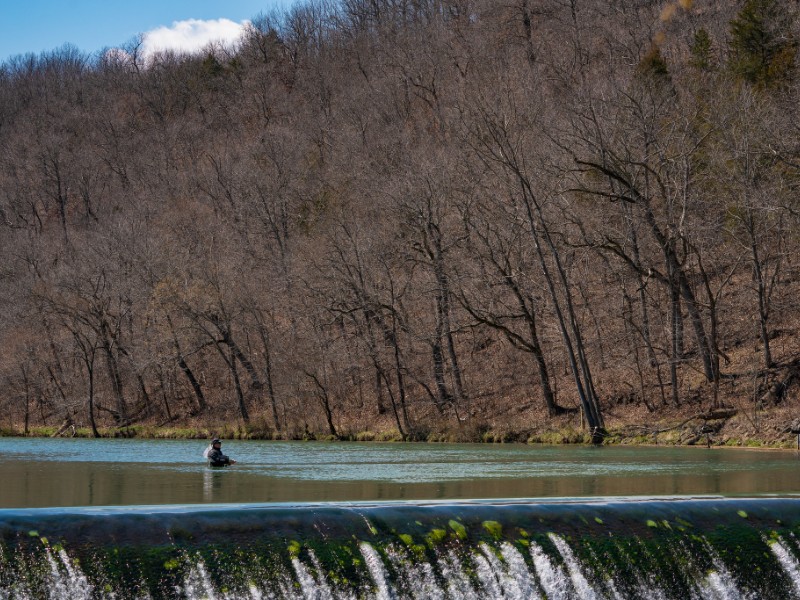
[769,535,800,598]
[3,499,800,599]
[0,530,784,600]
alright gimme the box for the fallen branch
[620,409,738,435]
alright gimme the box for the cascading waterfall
[546,533,601,599]
[529,540,571,600]
[770,535,800,597]
[3,498,800,599]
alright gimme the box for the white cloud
[141,18,249,58]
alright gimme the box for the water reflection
[3,456,800,508]
[203,469,217,502]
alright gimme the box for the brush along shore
[3,404,800,450]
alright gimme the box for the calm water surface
[3,438,800,507]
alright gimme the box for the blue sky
[1,1,291,64]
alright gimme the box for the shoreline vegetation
[3,404,800,450]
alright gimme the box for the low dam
[3,497,800,599]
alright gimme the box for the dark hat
[212,438,221,444]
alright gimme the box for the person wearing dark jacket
[204,438,236,467]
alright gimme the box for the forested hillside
[1,0,799,441]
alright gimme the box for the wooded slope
[1,0,799,440]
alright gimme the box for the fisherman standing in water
[204,438,237,467]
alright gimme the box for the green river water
[3,438,800,507]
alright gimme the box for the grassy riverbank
[3,403,799,450]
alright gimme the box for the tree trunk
[158,368,173,422]
[751,239,773,369]
[521,0,537,65]
[526,310,559,416]
[669,265,681,406]
[87,361,100,438]
[378,365,407,440]
[640,203,715,381]
[20,365,31,435]
[305,370,338,438]
[431,226,466,410]
[168,316,207,412]
[256,321,282,431]
[222,333,263,389]
[177,355,207,412]
[389,308,412,433]
[229,345,250,423]
[360,310,407,439]
[209,313,263,389]
[101,320,128,424]
[136,373,152,419]
[518,180,604,433]
[431,337,452,410]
